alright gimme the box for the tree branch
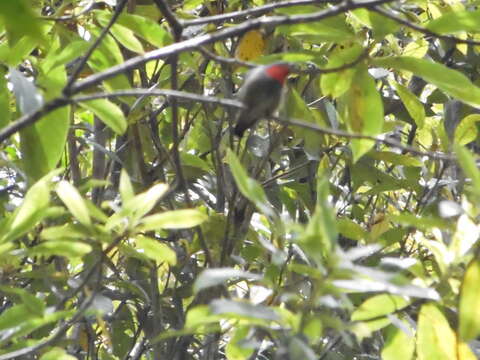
[69,0,396,94]
[63,0,129,94]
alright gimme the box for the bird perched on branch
[233,62,291,137]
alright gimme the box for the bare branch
[373,6,480,46]
[63,0,129,94]
[69,0,396,95]
[181,0,339,26]
[72,89,244,109]
[272,115,454,160]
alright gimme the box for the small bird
[233,62,291,137]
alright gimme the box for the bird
[233,62,291,138]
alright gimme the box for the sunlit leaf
[56,180,91,227]
[79,99,127,135]
[459,259,480,341]
[417,303,456,360]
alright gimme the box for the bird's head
[264,62,292,85]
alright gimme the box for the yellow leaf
[235,30,265,61]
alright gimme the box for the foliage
[1,0,480,359]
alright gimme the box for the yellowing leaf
[235,30,265,62]
[459,259,480,341]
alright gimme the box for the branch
[63,0,129,94]
[0,97,70,144]
[152,0,183,38]
[72,89,244,109]
[69,0,396,94]
[372,6,480,46]
[272,116,454,160]
[181,0,339,26]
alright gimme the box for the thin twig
[69,0,396,94]
[181,0,340,26]
[372,6,480,46]
[63,0,129,94]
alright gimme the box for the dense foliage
[1,0,480,359]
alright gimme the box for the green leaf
[337,218,368,241]
[119,169,135,203]
[140,209,207,231]
[459,259,480,341]
[96,11,172,48]
[277,15,354,42]
[194,268,262,293]
[0,286,45,317]
[352,295,410,322]
[320,44,363,98]
[341,66,384,162]
[0,67,10,128]
[0,0,46,46]
[351,9,399,39]
[391,81,425,128]
[56,180,91,226]
[426,9,480,34]
[226,149,275,217]
[416,303,456,360]
[2,171,58,243]
[381,324,414,360]
[373,57,480,107]
[79,99,127,135]
[299,176,337,262]
[29,240,92,258]
[40,347,77,360]
[135,235,176,265]
[226,325,255,360]
[455,145,480,197]
[454,114,480,146]
[369,151,423,167]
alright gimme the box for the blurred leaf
[454,114,480,146]
[79,100,127,135]
[391,81,425,128]
[0,0,45,46]
[0,286,45,317]
[426,9,480,34]
[455,145,480,197]
[351,9,399,39]
[226,325,255,360]
[277,15,354,42]
[341,66,384,162]
[369,151,423,167]
[337,218,368,241]
[210,299,279,321]
[40,347,77,360]
[417,303,456,360]
[119,169,135,204]
[139,208,207,231]
[96,11,172,48]
[373,57,480,107]
[320,44,363,98]
[0,67,10,128]
[2,171,59,243]
[194,268,262,293]
[135,235,176,265]
[381,324,414,360]
[29,240,92,258]
[299,176,337,262]
[56,181,91,227]
[352,294,410,322]
[226,149,275,217]
[459,259,480,341]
